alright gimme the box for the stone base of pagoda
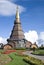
[7,39,26,49]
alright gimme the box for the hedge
[23,56,44,65]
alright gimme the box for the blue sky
[0,0,44,45]
[15,0,44,32]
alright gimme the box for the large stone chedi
[7,7,26,48]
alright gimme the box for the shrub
[39,47,44,50]
[15,48,26,50]
[23,56,44,65]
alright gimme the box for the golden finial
[16,5,20,19]
[15,5,20,23]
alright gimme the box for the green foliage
[32,50,44,55]
[32,47,36,52]
[15,48,26,50]
[38,47,44,50]
[0,49,5,53]
[23,56,44,65]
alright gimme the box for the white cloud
[24,30,44,46]
[39,32,44,40]
[0,37,7,44]
[38,32,44,46]
[0,0,25,16]
[24,30,38,43]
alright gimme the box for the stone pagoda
[7,6,26,48]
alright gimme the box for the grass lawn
[0,53,11,65]
[0,49,44,65]
[32,49,44,55]
[5,52,29,65]
[0,50,29,65]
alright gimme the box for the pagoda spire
[7,5,25,48]
[16,6,20,23]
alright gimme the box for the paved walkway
[23,51,44,62]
